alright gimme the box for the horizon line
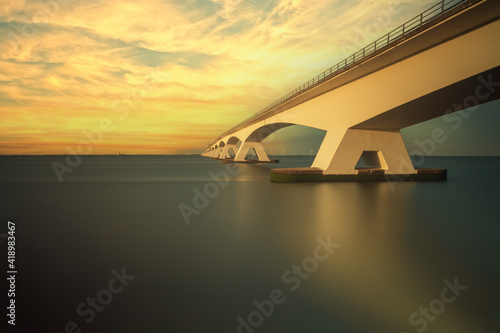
[0,154,499,157]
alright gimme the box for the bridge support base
[211,147,223,159]
[222,159,279,164]
[219,144,239,159]
[270,168,446,183]
[235,142,271,162]
[322,129,417,175]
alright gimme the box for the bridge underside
[204,65,500,178]
[320,65,500,175]
[202,2,500,180]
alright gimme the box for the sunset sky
[1,0,499,155]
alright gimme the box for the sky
[1,0,499,155]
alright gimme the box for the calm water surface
[1,155,499,333]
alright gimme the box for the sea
[0,155,499,333]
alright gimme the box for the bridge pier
[219,144,238,159]
[271,129,429,182]
[321,129,416,175]
[205,0,500,181]
[209,149,218,158]
[210,147,222,159]
[235,142,271,162]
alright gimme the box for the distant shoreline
[0,154,499,157]
[0,154,201,156]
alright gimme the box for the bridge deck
[212,0,500,145]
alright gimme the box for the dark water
[1,155,499,333]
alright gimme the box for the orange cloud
[0,0,434,154]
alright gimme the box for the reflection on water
[0,155,499,333]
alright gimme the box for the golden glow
[0,0,436,154]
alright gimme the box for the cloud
[0,0,442,154]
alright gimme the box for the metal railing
[211,0,476,144]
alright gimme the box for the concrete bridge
[202,0,500,179]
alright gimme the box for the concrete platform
[222,158,279,164]
[270,168,446,182]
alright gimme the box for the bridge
[202,0,500,181]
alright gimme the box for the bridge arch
[231,122,318,162]
[246,123,295,142]
[217,136,241,159]
[203,0,500,175]
[227,136,241,145]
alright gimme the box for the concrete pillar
[212,147,223,159]
[311,130,346,170]
[219,144,238,159]
[320,129,416,175]
[235,142,270,162]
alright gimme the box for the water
[1,155,499,333]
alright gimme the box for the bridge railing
[212,0,474,144]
